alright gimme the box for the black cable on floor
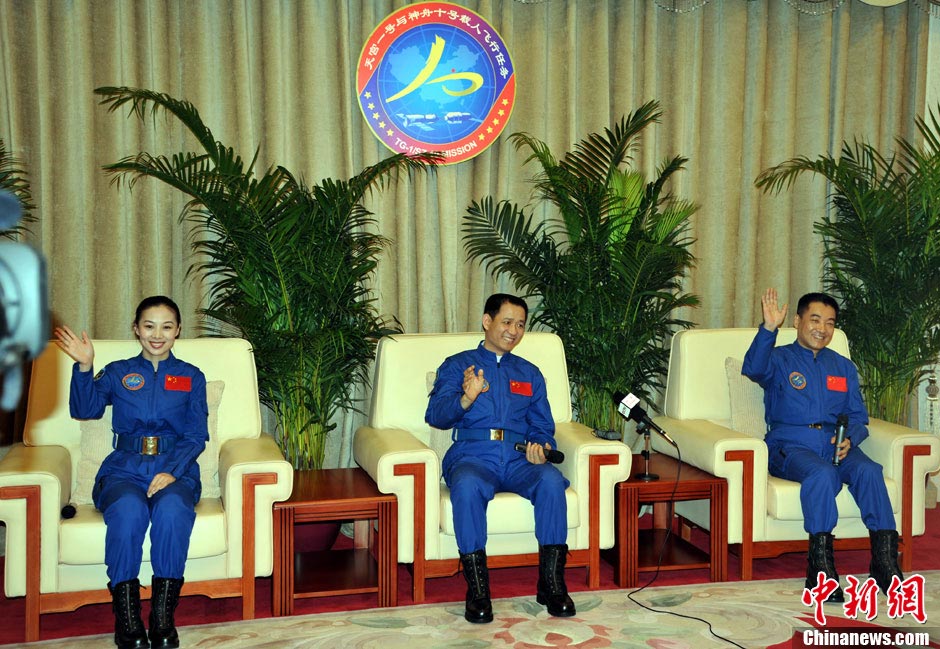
[624,444,748,649]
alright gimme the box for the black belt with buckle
[115,434,177,455]
[452,428,526,444]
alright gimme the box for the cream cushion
[425,371,452,464]
[59,497,227,565]
[73,381,224,504]
[724,357,767,439]
[439,488,579,535]
[74,421,112,505]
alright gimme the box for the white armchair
[650,328,940,580]
[353,332,631,602]
[0,338,293,642]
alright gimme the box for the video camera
[0,190,49,410]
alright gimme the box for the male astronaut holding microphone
[425,293,574,624]
[742,287,903,603]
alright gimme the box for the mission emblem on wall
[357,2,516,165]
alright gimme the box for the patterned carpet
[9,572,939,649]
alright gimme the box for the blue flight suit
[70,352,208,584]
[425,342,569,555]
[742,327,895,534]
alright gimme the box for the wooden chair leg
[588,455,620,589]
[241,473,277,620]
[900,446,932,574]
[413,555,427,603]
[725,450,755,581]
[394,463,427,603]
[0,485,42,642]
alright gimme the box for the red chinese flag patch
[509,380,532,396]
[826,375,847,392]
[165,375,192,392]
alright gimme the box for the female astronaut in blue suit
[55,296,208,649]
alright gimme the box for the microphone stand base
[636,472,659,482]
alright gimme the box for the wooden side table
[272,467,397,615]
[612,453,727,587]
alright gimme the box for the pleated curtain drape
[0,0,929,464]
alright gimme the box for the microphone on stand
[514,442,565,464]
[613,390,678,482]
[833,414,848,466]
[613,391,678,448]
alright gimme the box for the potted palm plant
[755,106,940,425]
[463,101,699,435]
[96,87,439,469]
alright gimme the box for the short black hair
[134,295,182,327]
[483,293,528,320]
[796,292,839,320]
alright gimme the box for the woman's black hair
[134,295,182,327]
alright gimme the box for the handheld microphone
[613,391,678,448]
[833,414,848,466]
[514,442,565,464]
[61,503,77,519]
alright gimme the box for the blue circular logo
[122,373,145,391]
[357,2,515,164]
[789,372,807,390]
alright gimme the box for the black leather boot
[109,579,150,649]
[806,532,844,603]
[148,577,183,648]
[537,544,576,617]
[459,550,493,623]
[869,529,903,594]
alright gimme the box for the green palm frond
[510,101,663,249]
[510,132,558,172]
[756,104,940,424]
[560,101,661,187]
[97,87,221,165]
[98,86,439,468]
[0,138,37,239]
[463,103,699,430]
[464,197,559,294]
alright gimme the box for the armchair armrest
[652,417,768,545]
[218,435,293,576]
[0,444,72,596]
[863,418,940,483]
[553,422,631,549]
[651,417,766,474]
[353,426,439,563]
[862,418,940,536]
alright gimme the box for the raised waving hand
[460,365,486,410]
[760,288,788,332]
[54,325,95,372]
